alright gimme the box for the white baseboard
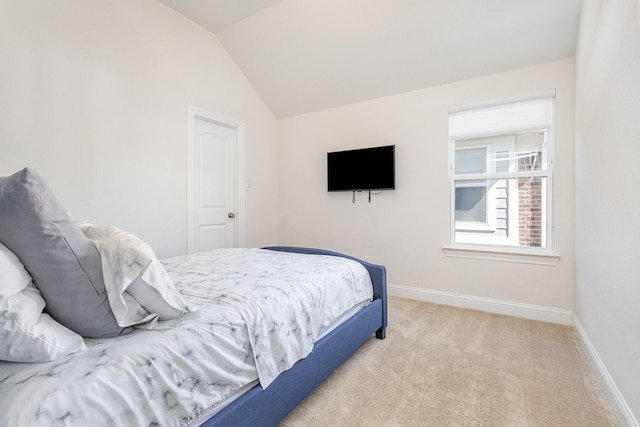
[572,314,638,427]
[388,283,572,325]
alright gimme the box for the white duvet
[0,248,373,427]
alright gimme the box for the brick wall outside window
[518,153,542,247]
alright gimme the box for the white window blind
[449,92,555,140]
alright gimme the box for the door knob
[228,213,235,218]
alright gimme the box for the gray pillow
[0,168,128,338]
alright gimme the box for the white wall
[278,59,575,314]
[0,0,279,257]
[574,0,640,424]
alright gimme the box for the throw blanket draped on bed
[0,248,373,426]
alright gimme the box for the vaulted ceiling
[158,0,583,118]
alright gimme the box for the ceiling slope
[160,0,582,118]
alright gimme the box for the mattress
[0,248,373,427]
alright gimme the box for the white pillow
[0,242,86,362]
[77,223,198,329]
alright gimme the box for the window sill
[442,244,560,266]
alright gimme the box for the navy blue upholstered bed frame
[200,246,388,427]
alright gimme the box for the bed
[0,167,387,427]
[204,246,388,427]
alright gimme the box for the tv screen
[327,145,395,192]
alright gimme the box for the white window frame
[444,91,560,265]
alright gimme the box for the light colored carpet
[279,296,618,427]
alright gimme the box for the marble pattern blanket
[0,248,373,426]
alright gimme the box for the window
[447,92,555,258]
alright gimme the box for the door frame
[187,106,245,253]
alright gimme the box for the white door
[188,114,237,253]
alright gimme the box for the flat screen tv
[327,145,395,192]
